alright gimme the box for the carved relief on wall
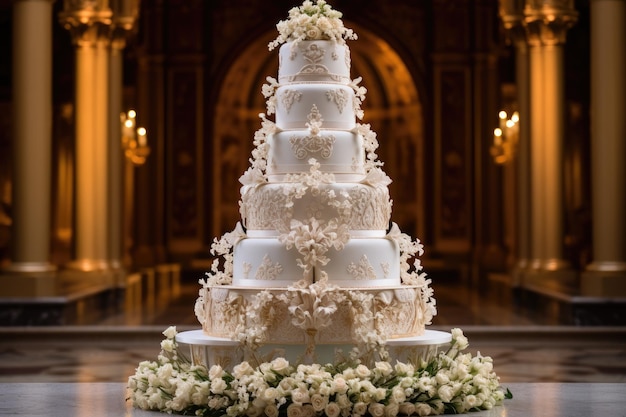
[434,69,471,249]
[169,69,202,242]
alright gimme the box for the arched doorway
[211,25,425,241]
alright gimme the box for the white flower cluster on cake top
[268,0,358,51]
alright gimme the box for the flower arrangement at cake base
[127,327,511,416]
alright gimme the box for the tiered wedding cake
[181,0,448,366]
[130,3,508,415]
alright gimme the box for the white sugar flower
[269,0,357,51]
[162,326,177,339]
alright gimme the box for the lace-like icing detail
[279,89,302,113]
[240,186,293,230]
[381,262,390,278]
[207,289,244,337]
[281,43,349,83]
[299,43,327,73]
[346,255,377,280]
[243,262,252,279]
[347,186,392,230]
[326,89,349,113]
[255,254,283,280]
[289,105,336,159]
[290,134,336,159]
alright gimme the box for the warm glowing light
[121,110,150,165]
[491,110,520,165]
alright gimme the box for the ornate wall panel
[433,67,472,253]
[167,67,204,253]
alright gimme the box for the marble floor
[1,277,625,384]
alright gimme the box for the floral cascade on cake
[128,1,509,415]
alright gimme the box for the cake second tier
[240,182,392,234]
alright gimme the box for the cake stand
[176,329,452,369]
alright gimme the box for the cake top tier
[268,0,357,51]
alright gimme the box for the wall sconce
[490,110,519,165]
[121,110,150,165]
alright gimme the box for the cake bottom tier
[194,284,431,346]
[176,329,452,369]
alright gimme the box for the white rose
[302,404,315,417]
[287,403,303,417]
[336,393,351,409]
[209,365,224,380]
[398,402,415,416]
[368,403,385,417]
[162,326,177,339]
[391,386,406,403]
[385,402,400,417]
[353,402,368,416]
[394,362,415,376]
[463,394,479,410]
[375,361,393,377]
[160,339,174,352]
[310,394,328,412]
[355,365,371,379]
[264,404,279,417]
[291,387,310,405]
[435,371,450,385]
[415,403,432,416]
[332,376,348,394]
[437,385,454,403]
[324,402,341,417]
[233,361,254,378]
[210,378,227,395]
[271,357,291,373]
[306,26,322,39]
[263,387,279,401]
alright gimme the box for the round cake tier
[176,329,451,370]
[275,84,355,130]
[267,130,365,181]
[194,284,431,346]
[232,236,399,287]
[240,183,392,233]
[278,41,351,84]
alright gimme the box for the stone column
[582,0,626,296]
[108,6,140,274]
[498,0,532,281]
[60,3,113,271]
[1,0,57,296]
[523,1,578,290]
[527,39,545,271]
[108,35,124,272]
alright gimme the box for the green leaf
[505,387,513,399]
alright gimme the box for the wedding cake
[186,0,443,366]
[129,3,508,415]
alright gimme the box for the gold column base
[581,265,626,297]
[0,265,57,297]
[65,259,112,272]
[522,267,579,295]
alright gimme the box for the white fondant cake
[193,1,437,365]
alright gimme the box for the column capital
[59,1,113,46]
[524,0,578,46]
[499,0,528,48]
[58,0,141,48]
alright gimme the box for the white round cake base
[176,329,451,370]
